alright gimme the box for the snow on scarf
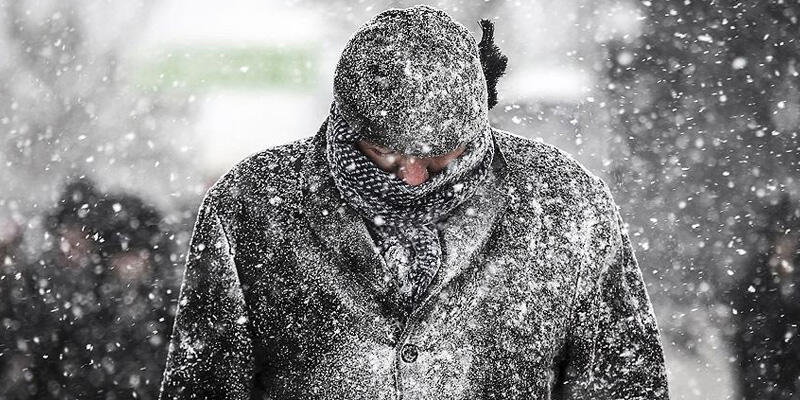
[325,102,495,315]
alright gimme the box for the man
[160,5,669,399]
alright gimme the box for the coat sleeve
[558,193,670,399]
[159,187,254,399]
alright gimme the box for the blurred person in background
[160,5,668,399]
[733,195,800,399]
[0,178,177,400]
[0,215,29,397]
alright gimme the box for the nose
[397,157,429,186]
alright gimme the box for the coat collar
[299,119,511,318]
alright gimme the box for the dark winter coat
[159,123,670,399]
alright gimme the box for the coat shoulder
[203,136,315,225]
[493,129,615,213]
[232,136,313,202]
[491,131,626,300]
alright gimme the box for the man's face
[57,224,95,268]
[110,250,151,281]
[357,140,465,186]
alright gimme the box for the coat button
[401,343,419,363]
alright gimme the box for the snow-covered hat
[333,5,502,157]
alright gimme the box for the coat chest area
[233,203,582,399]
[397,256,577,399]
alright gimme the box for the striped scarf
[325,102,494,315]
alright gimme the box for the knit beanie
[333,5,490,157]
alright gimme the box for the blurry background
[1,0,798,398]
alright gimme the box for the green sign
[135,46,316,91]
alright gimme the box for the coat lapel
[300,125,398,312]
[299,122,512,318]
